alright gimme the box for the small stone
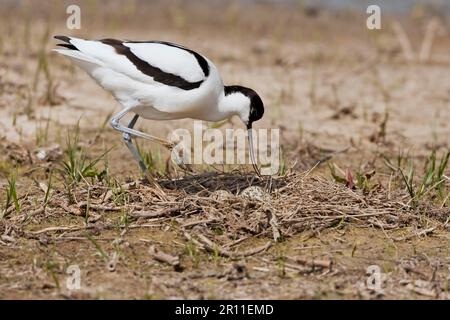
[34,144,63,162]
[36,150,47,160]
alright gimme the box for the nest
[3,171,446,253]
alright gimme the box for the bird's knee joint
[122,132,132,142]
[110,118,120,130]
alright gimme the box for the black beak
[247,123,261,177]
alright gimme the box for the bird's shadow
[157,172,287,195]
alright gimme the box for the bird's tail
[53,35,100,66]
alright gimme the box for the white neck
[217,91,250,122]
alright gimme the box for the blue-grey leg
[122,115,148,174]
[110,108,174,149]
[110,108,191,174]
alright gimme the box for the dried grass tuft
[4,171,446,251]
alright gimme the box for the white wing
[125,42,207,83]
[54,37,208,89]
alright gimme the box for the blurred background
[1,0,450,300]
[0,0,449,175]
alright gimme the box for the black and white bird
[54,36,264,176]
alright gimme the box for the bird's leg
[110,108,192,174]
[110,109,161,189]
[122,115,163,191]
[110,108,175,150]
[122,114,148,174]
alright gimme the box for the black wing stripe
[101,38,204,90]
[127,40,210,77]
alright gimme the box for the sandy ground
[0,1,449,299]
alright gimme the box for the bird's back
[54,36,225,120]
